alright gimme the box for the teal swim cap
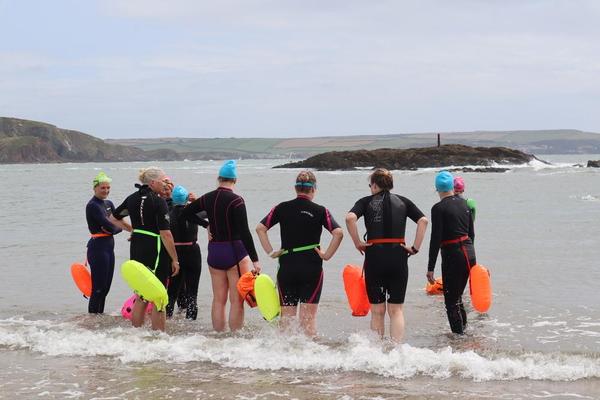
[435,170,454,192]
[219,160,238,179]
[172,185,189,205]
[93,171,112,188]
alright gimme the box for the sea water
[0,156,599,399]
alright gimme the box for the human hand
[269,249,285,259]
[188,192,197,202]
[314,247,330,261]
[252,261,261,274]
[401,244,416,256]
[426,271,435,284]
[171,260,180,276]
[354,241,371,255]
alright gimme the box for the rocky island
[275,144,539,171]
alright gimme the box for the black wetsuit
[428,195,476,334]
[114,184,171,285]
[261,194,340,306]
[182,187,258,270]
[86,196,122,313]
[350,191,425,304]
[166,205,208,319]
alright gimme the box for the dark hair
[370,168,393,190]
[218,177,237,183]
[295,170,317,194]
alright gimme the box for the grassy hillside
[108,129,600,156]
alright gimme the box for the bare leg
[131,296,147,328]
[209,266,228,332]
[370,303,386,338]
[280,305,298,332]
[387,303,405,343]
[227,256,251,331]
[150,306,166,332]
[298,303,319,337]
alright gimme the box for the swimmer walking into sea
[181,160,261,332]
[256,171,343,337]
[346,168,428,342]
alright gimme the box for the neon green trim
[93,171,112,188]
[280,243,320,256]
[133,229,161,273]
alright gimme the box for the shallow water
[1,156,599,399]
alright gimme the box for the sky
[1,0,599,139]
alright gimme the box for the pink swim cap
[454,176,465,193]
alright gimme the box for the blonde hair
[138,167,165,185]
[369,168,393,190]
[295,170,317,194]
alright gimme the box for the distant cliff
[0,117,152,163]
[275,145,538,170]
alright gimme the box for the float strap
[280,243,320,256]
[441,235,470,247]
[366,238,405,245]
[132,229,161,273]
[91,233,112,238]
[175,241,195,246]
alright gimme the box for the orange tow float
[425,277,443,295]
[342,264,370,316]
[469,264,492,313]
[70,262,92,298]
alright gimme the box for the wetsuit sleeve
[349,197,367,219]
[181,196,206,222]
[113,197,129,220]
[428,203,443,271]
[190,211,209,229]
[233,198,259,262]
[468,209,475,243]
[87,201,121,234]
[321,208,341,233]
[260,205,280,229]
[105,201,123,234]
[400,196,425,223]
[156,197,171,230]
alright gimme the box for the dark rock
[587,160,600,168]
[448,167,509,173]
[275,144,538,170]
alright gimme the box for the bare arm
[315,227,343,261]
[109,214,132,233]
[406,216,428,254]
[159,229,180,276]
[345,212,370,255]
[256,223,283,258]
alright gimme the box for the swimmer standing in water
[256,171,343,337]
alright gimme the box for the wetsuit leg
[441,244,474,334]
[364,245,408,304]
[87,238,115,314]
[184,245,202,320]
[277,252,323,306]
[166,263,184,317]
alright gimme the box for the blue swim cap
[435,170,454,192]
[219,160,238,179]
[172,185,189,205]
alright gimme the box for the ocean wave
[1,318,598,382]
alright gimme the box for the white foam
[1,318,599,382]
[532,321,568,328]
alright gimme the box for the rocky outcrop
[275,144,537,170]
[587,160,600,168]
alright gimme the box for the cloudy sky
[1,0,599,138]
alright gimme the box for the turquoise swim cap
[435,170,454,192]
[172,185,189,205]
[219,160,238,179]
